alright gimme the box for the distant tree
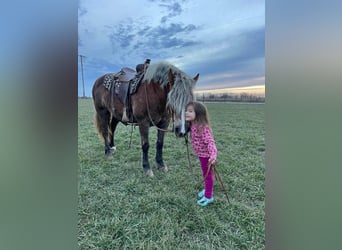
[240,92,249,101]
[221,94,228,100]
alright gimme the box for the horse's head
[143,61,199,137]
[167,69,199,137]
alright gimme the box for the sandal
[198,189,205,198]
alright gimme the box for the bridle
[144,82,174,133]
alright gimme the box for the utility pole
[79,55,86,98]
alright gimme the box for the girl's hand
[208,157,217,167]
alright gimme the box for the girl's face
[185,105,196,121]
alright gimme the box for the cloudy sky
[78,0,264,97]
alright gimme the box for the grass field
[78,98,265,249]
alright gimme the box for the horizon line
[194,84,265,96]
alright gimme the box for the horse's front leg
[139,124,153,177]
[156,129,168,172]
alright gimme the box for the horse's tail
[94,112,103,141]
[94,111,113,142]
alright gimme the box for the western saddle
[103,59,151,123]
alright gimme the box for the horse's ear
[193,73,199,82]
[168,69,175,83]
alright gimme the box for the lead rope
[127,123,134,149]
[184,134,193,173]
[204,163,231,204]
[213,165,230,203]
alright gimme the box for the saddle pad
[129,73,144,95]
[103,73,115,90]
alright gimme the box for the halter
[144,82,174,133]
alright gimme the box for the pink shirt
[190,124,217,159]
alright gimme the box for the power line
[79,55,86,98]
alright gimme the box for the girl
[185,101,217,206]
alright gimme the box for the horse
[92,61,199,176]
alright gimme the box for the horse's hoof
[156,162,168,172]
[144,169,154,177]
[159,166,168,172]
[105,152,113,159]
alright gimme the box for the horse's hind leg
[109,119,119,151]
[96,107,112,158]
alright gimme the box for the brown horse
[92,61,199,176]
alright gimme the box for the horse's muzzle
[174,122,190,138]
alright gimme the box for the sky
[78,0,265,97]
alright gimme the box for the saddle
[102,64,147,122]
[114,67,136,82]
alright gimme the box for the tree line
[196,93,265,103]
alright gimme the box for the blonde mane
[143,61,196,115]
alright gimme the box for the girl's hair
[186,101,212,132]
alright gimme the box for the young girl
[185,101,217,206]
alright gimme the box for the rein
[184,134,193,173]
[204,163,231,204]
[144,82,174,133]
[110,84,115,113]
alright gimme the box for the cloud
[108,22,136,48]
[160,2,183,23]
[145,23,199,48]
[228,27,265,63]
[167,26,264,72]
[104,20,200,64]
[78,5,87,17]
[163,26,265,90]
[78,0,265,97]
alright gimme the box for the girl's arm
[203,126,217,165]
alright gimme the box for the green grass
[78,99,265,249]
